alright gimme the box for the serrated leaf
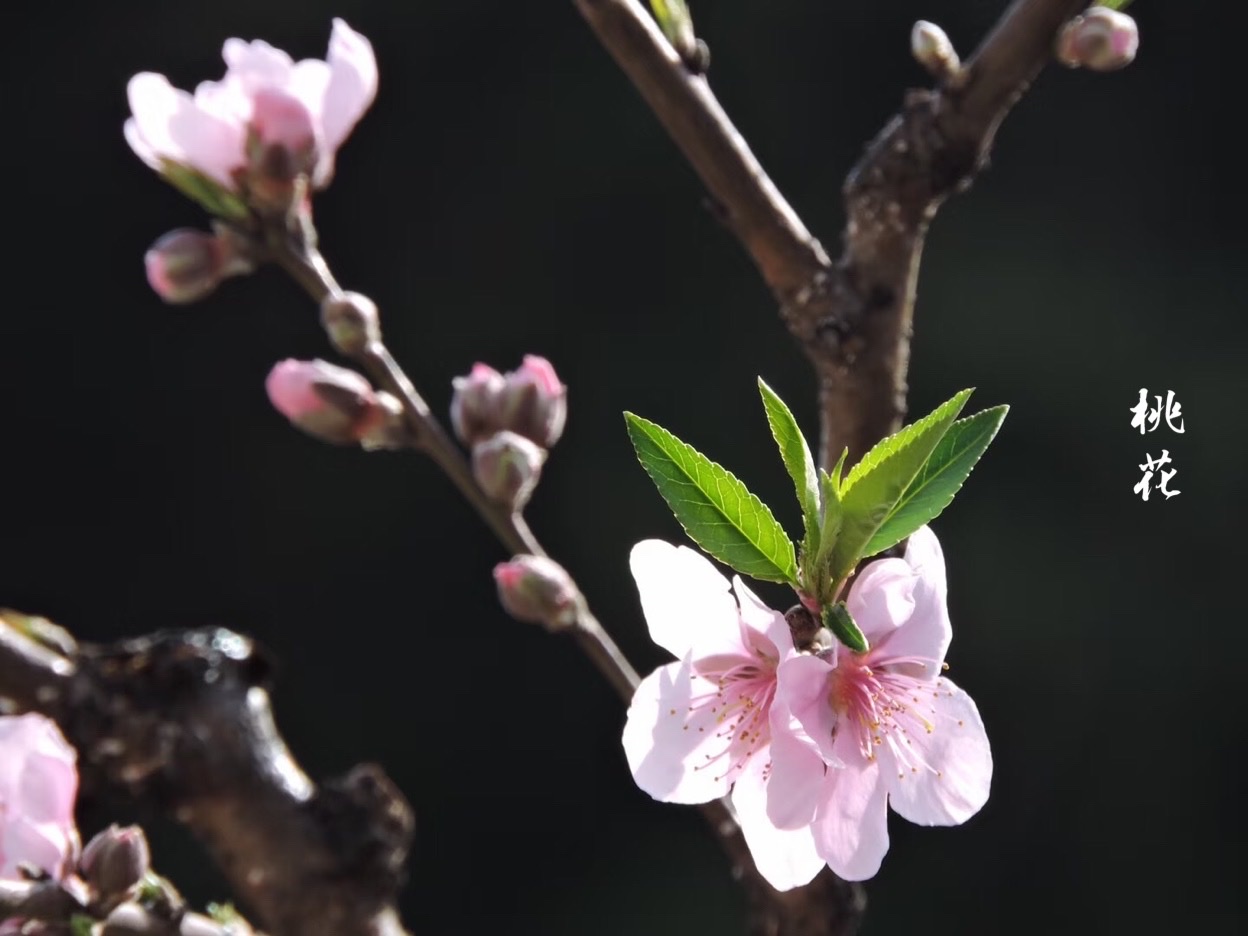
[160,159,249,221]
[829,389,972,580]
[863,405,1008,556]
[829,447,849,492]
[758,378,821,556]
[823,602,868,653]
[625,412,797,584]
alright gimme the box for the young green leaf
[625,412,798,584]
[863,405,1008,556]
[758,378,821,556]
[823,602,868,653]
[159,159,249,221]
[829,389,973,581]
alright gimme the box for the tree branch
[574,0,1085,468]
[0,620,414,936]
[573,0,1087,932]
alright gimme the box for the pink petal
[764,702,827,830]
[319,19,378,167]
[127,73,242,187]
[221,38,294,90]
[811,762,891,881]
[732,576,794,660]
[730,754,823,891]
[872,525,952,679]
[629,540,742,661]
[621,659,736,804]
[775,654,839,764]
[846,555,915,644]
[882,677,991,826]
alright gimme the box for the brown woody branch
[0,620,413,936]
[574,0,1085,466]
[573,0,1086,932]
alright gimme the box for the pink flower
[0,714,80,881]
[622,541,823,890]
[125,19,377,191]
[265,358,387,445]
[769,526,992,881]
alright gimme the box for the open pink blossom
[768,526,992,881]
[0,713,80,881]
[622,541,823,890]
[125,19,377,190]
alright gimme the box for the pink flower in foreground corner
[125,19,377,191]
[769,526,992,882]
[0,713,80,881]
[622,541,824,890]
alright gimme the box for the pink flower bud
[79,825,150,901]
[498,356,567,449]
[321,291,381,357]
[472,431,545,508]
[145,229,243,304]
[450,363,506,448]
[493,555,579,631]
[0,714,80,882]
[265,359,387,445]
[450,356,568,450]
[1056,7,1139,71]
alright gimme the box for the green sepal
[159,159,249,221]
[823,602,868,653]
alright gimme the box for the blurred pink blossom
[770,526,992,881]
[125,19,377,190]
[0,713,79,881]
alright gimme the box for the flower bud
[450,363,506,448]
[493,555,579,631]
[911,20,960,78]
[80,825,150,901]
[145,228,251,305]
[265,359,387,445]
[472,431,545,508]
[1056,7,1139,71]
[497,356,567,449]
[321,291,382,357]
[244,88,319,212]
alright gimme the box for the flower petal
[765,702,827,829]
[221,38,294,90]
[883,676,991,826]
[775,653,839,764]
[622,659,737,804]
[812,762,890,881]
[873,525,951,678]
[320,19,378,157]
[629,540,741,661]
[731,753,823,891]
[127,73,242,187]
[846,555,915,644]
[125,73,190,168]
[733,576,794,660]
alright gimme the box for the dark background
[2,1,1243,933]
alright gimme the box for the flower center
[827,652,948,779]
[687,654,776,782]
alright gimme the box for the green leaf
[625,412,797,584]
[863,405,1009,556]
[823,602,868,653]
[758,378,821,556]
[159,159,249,221]
[829,389,972,581]
[1096,0,1133,10]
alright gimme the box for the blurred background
[2,1,1243,933]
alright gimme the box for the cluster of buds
[265,358,405,449]
[451,357,567,510]
[1056,6,1139,72]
